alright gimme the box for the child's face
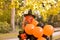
[25,16,34,23]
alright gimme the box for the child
[18,9,37,40]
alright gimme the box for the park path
[5,38,19,40]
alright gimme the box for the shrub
[0,22,12,33]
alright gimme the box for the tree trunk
[11,0,15,31]
[11,8,15,31]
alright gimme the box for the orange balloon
[31,19,38,26]
[43,25,54,37]
[25,24,35,35]
[37,37,46,40]
[33,27,43,38]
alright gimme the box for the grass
[0,28,22,40]
[0,32,18,40]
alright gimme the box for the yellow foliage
[17,10,23,16]
[15,0,60,21]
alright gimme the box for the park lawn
[0,32,18,40]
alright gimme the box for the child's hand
[20,33,27,40]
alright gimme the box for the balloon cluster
[24,19,54,40]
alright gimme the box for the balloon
[37,37,46,40]
[33,27,43,38]
[43,25,54,37]
[25,24,35,35]
[31,19,38,26]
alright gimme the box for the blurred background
[0,0,60,40]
